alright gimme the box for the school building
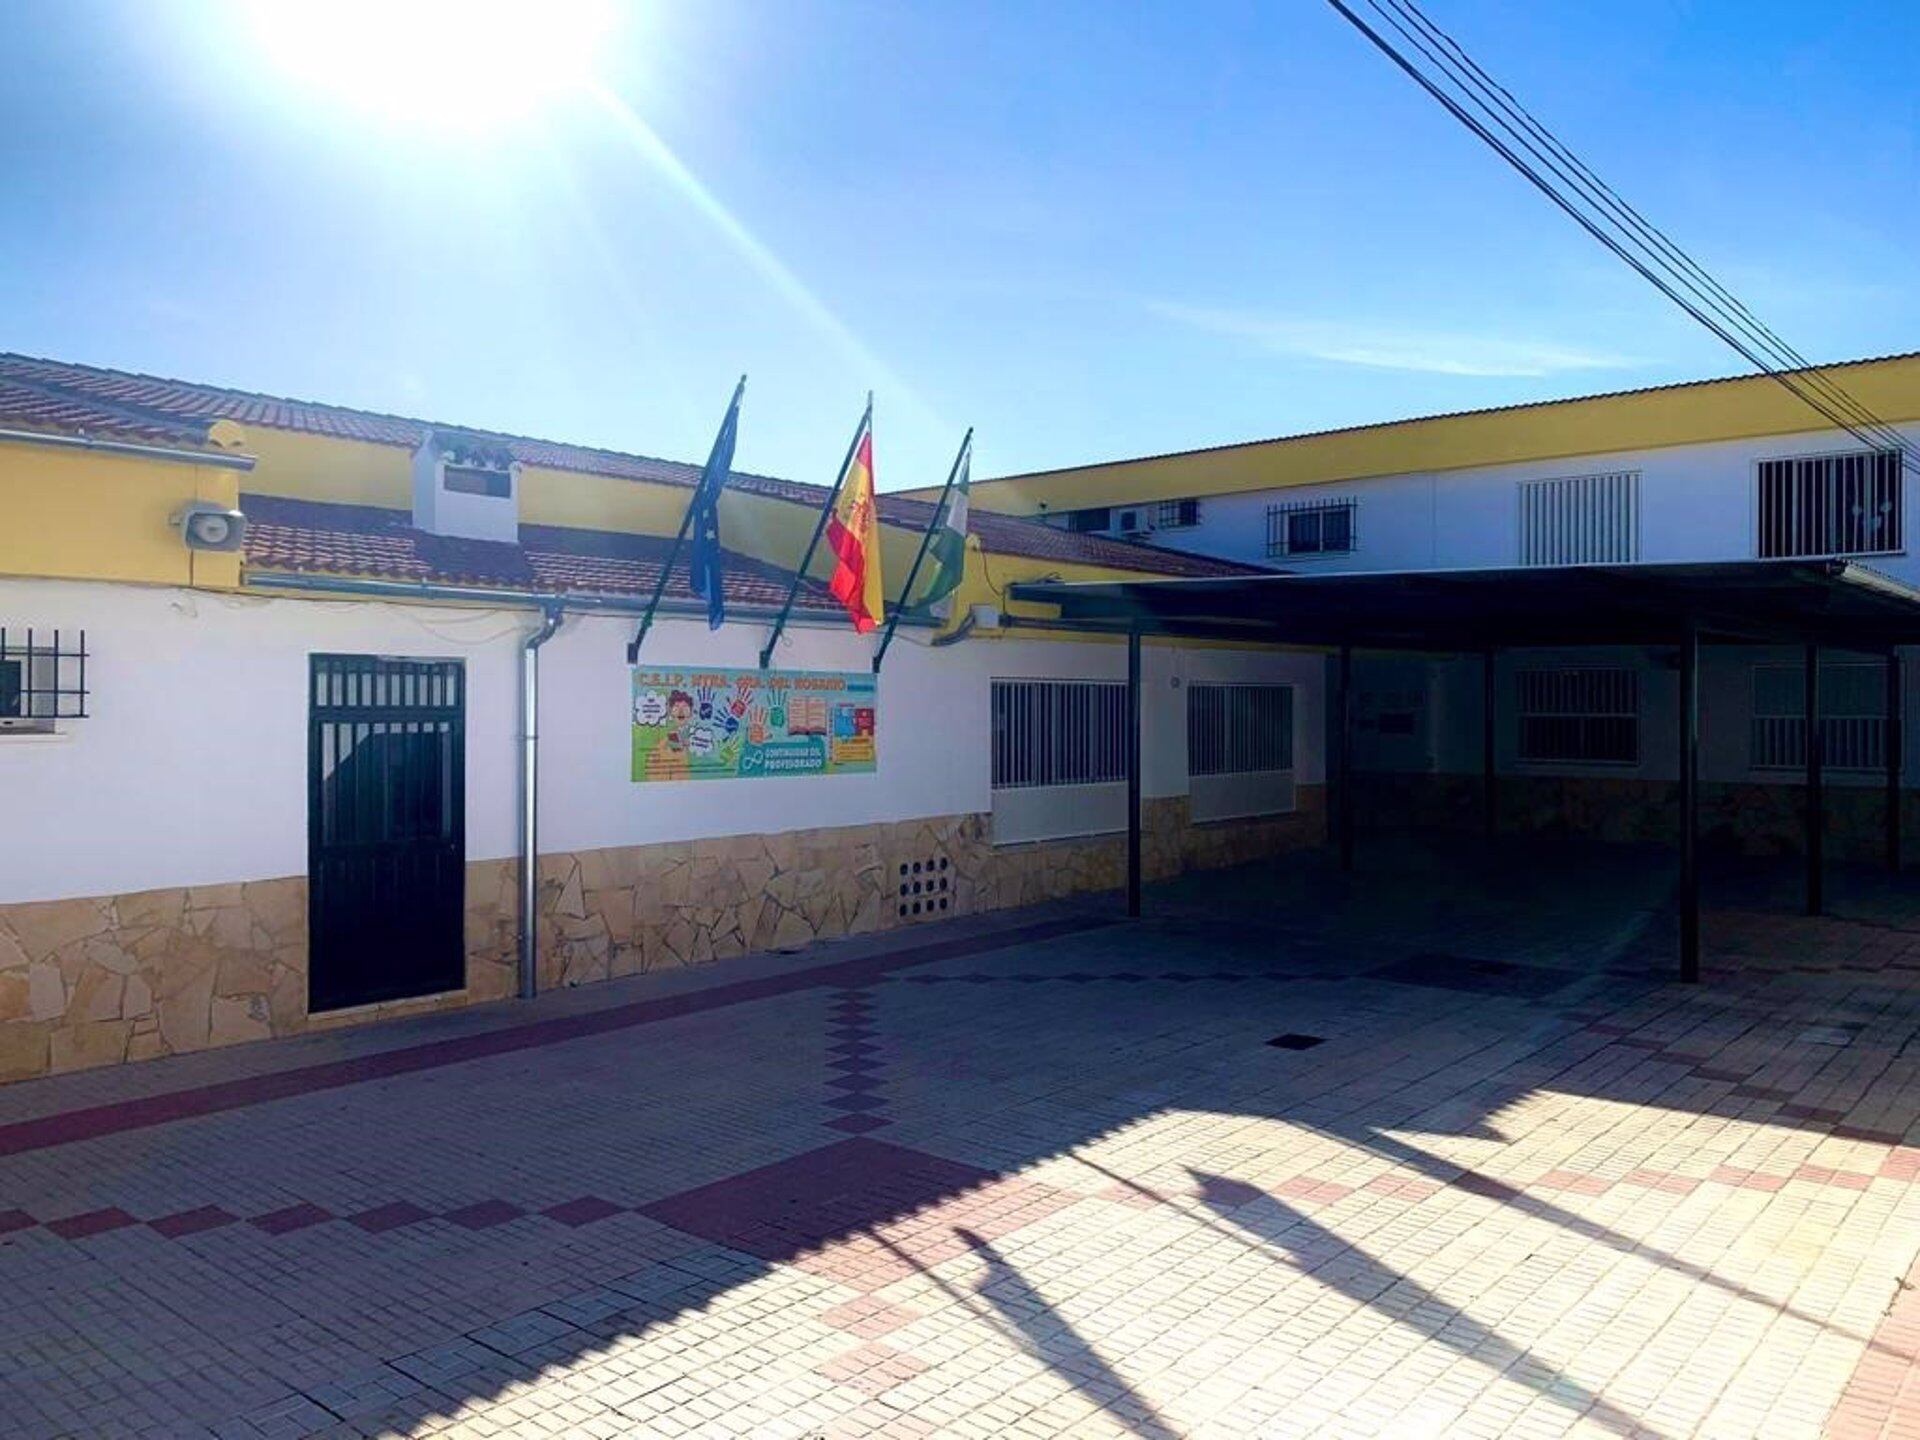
[0,354,1321,1083]
[8,350,1920,1084]
[929,352,1920,864]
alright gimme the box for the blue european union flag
[687,378,743,631]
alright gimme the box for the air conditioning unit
[1113,507,1151,540]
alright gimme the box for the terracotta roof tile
[0,374,215,446]
[241,494,841,610]
[1,353,1260,580]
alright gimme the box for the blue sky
[0,1,1914,489]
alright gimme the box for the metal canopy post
[1806,642,1824,915]
[1338,644,1355,873]
[1679,619,1700,984]
[1482,648,1497,839]
[1126,627,1143,919]
[1888,649,1903,873]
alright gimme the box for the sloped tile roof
[242,494,842,611]
[0,373,217,446]
[0,353,1260,580]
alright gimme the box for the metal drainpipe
[519,606,565,1000]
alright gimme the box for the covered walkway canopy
[1009,560,1920,981]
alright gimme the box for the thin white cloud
[1150,303,1639,378]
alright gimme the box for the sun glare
[235,0,617,133]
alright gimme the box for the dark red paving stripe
[826,1114,892,1134]
[348,1201,433,1234]
[446,1199,524,1230]
[542,1196,624,1227]
[1823,1249,1920,1437]
[0,914,1114,1159]
[249,1202,334,1235]
[46,1207,139,1240]
[148,1205,238,1239]
[0,1208,35,1235]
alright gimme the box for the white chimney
[412,430,521,543]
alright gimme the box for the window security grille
[1751,662,1887,771]
[1516,666,1638,764]
[1157,498,1201,529]
[991,679,1128,789]
[1757,450,1902,559]
[1267,499,1355,557]
[1518,471,1639,566]
[0,628,88,731]
[1187,683,1294,776]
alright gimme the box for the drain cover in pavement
[1267,1033,1326,1051]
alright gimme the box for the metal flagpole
[760,393,871,670]
[873,427,971,674]
[627,376,745,664]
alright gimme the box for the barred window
[1518,471,1639,566]
[0,627,88,733]
[1757,450,1902,559]
[1187,684,1294,776]
[991,680,1128,789]
[1267,499,1355,557]
[1751,662,1886,771]
[1157,498,1200,528]
[1516,667,1638,764]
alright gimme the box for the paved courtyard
[5,838,1920,1439]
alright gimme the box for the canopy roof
[1010,559,1920,650]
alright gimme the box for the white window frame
[1186,682,1296,822]
[1517,470,1640,567]
[1156,498,1201,529]
[990,679,1129,791]
[1186,683,1294,777]
[1754,447,1903,561]
[1750,661,1887,772]
[1515,666,1639,767]
[990,678,1131,844]
[1266,498,1356,559]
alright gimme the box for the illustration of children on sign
[642,688,697,782]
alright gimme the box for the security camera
[171,502,248,552]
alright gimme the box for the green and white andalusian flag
[917,431,971,618]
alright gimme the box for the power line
[1326,0,1915,475]
[1368,0,1910,458]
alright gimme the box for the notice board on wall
[630,666,877,782]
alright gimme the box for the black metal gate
[308,655,466,1012]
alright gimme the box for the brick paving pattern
[3,838,1920,1437]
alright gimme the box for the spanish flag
[826,412,884,633]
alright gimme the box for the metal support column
[1806,642,1824,916]
[1126,627,1142,919]
[1679,619,1700,984]
[1338,644,1355,873]
[1482,648,1497,840]
[1888,649,1903,873]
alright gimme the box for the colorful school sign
[631,666,878,783]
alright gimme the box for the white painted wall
[0,578,1326,904]
[1160,420,1920,581]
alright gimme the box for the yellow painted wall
[0,440,242,589]
[234,427,921,591]
[936,354,1920,516]
[236,429,411,509]
[0,417,1200,630]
